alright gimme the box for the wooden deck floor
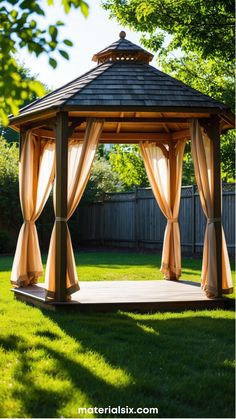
[13,280,228,312]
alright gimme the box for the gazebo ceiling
[10,32,234,135]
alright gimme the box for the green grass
[0,251,235,418]
[74,251,204,282]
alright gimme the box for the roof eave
[9,105,61,128]
[63,104,229,114]
[9,104,234,130]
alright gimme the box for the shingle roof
[92,37,153,62]
[66,62,225,108]
[11,36,228,121]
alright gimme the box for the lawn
[0,251,235,418]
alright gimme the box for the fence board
[75,184,235,257]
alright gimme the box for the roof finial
[119,31,126,39]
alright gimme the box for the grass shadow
[27,310,235,417]
[0,305,234,418]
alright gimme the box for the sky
[16,0,156,91]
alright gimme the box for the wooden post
[169,142,176,213]
[209,115,222,297]
[169,142,177,278]
[19,126,27,161]
[55,112,68,302]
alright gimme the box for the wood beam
[171,129,191,140]
[99,117,190,123]
[24,118,56,131]
[99,132,171,141]
[68,118,84,137]
[19,126,27,161]
[219,113,235,128]
[116,112,124,133]
[10,110,58,127]
[36,129,172,142]
[54,112,68,302]
[160,112,170,133]
[65,105,222,114]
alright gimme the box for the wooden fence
[75,184,235,256]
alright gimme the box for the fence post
[191,185,196,255]
[134,186,139,248]
[101,192,105,246]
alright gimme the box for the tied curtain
[140,140,186,280]
[45,119,104,298]
[11,131,55,287]
[191,120,233,297]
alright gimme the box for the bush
[0,139,21,224]
[0,230,13,253]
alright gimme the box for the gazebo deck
[13,280,228,312]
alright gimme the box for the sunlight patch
[223,359,235,369]
[137,322,160,335]
[77,351,133,387]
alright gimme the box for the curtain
[140,140,186,279]
[191,119,233,297]
[45,119,104,298]
[11,131,55,287]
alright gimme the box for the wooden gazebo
[9,32,234,310]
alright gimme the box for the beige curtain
[11,131,55,287]
[45,119,104,298]
[140,140,186,279]
[191,119,233,297]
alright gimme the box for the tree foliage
[159,53,234,111]
[221,131,235,182]
[0,62,50,142]
[0,138,21,250]
[104,0,235,182]
[103,0,234,62]
[0,0,89,125]
[109,145,148,190]
[83,155,121,201]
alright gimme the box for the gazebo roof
[92,31,154,63]
[10,32,232,127]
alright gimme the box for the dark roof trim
[62,105,228,113]
[9,107,60,125]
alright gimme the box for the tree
[103,0,234,62]
[0,62,50,142]
[83,155,121,201]
[159,53,235,181]
[0,0,89,125]
[103,0,235,182]
[109,145,148,190]
[221,131,235,182]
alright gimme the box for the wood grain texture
[13,280,228,312]
[55,112,68,301]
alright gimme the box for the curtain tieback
[168,218,178,224]
[25,220,34,224]
[55,217,67,222]
[207,217,221,225]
